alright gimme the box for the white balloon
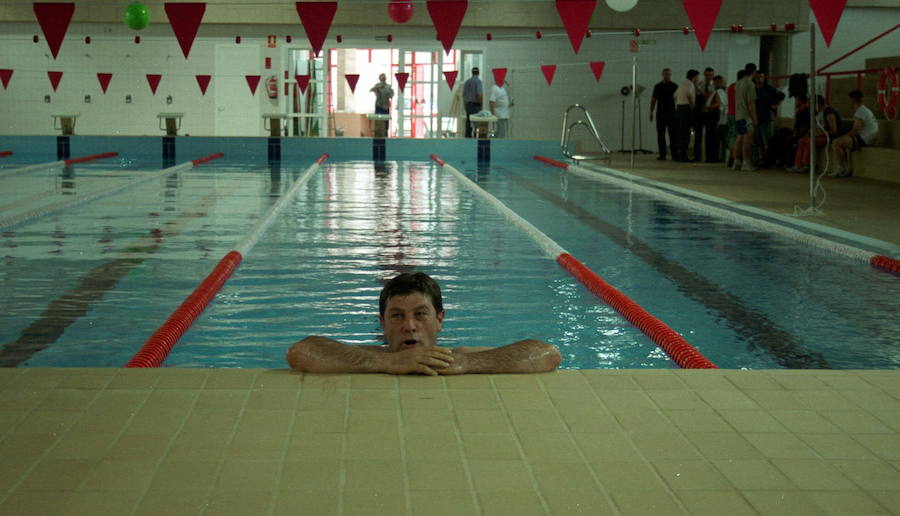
[606,0,638,12]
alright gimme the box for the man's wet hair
[379,272,444,316]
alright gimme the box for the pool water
[1,158,898,369]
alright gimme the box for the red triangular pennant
[541,65,557,86]
[146,74,161,94]
[344,73,359,93]
[555,0,596,54]
[164,2,206,59]
[682,0,722,51]
[296,74,311,94]
[196,74,211,95]
[246,75,261,95]
[47,71,63,91]
[295,2,337,57]
[96,73,112,93]
[809,0,847,47]
[33,2,75,60]
[0,69,12,89]
[491,68,507,87]
[427,0,467,54]
[443,70,458,89]
[589,61,605,82]
[395,72,409,92]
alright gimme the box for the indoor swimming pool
[1,155,898,370]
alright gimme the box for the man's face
[379,74,386,83]
[704,70,714,82]
[380,292,444,352]
[662,69,671,82]
[754,72,765,86]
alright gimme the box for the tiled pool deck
[1,368,898,515]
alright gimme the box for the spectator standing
[370,73,394,134]
[725,70,746,168]
[694,67,717,162]
[673,70,699,162]
[709,75,728,162]
[752,71,778,166]
[650,68,678,160]
[831,90,878,177]
[462,67,483,138]
[733,63,758,171]
[489,80,511,138]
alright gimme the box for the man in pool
[287,272,561,375]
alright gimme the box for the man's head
[848,90,864,106]
[754,71,767,86]
[704,67,714,81]
[378,73,386,83]
[736,70,746,81]
[713,75,725,89]
[379,272,444,351]
[661,68,672,82]
[472,67,479,76]
[814,94,826,112]
[686,69,700,83]
[744,62,758,74]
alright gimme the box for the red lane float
[871,255,900,274]
[63,151,118,165]
[0,151,12,158]
[429,154,446,166]
[534,155,569,169]
[316,153,330,164]
[191,152,224,166]
[125,251,243,368]
[558,253,717,369]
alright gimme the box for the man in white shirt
[489,81,511,138]
[831,90,879,177]
[672,69,699,162]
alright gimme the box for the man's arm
[441,339,561,375]
[286,336,454,375]
[649,96,657,121]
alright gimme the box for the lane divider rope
[126,153,329,367]
[0,151,117,180]
[533,156,900,276]
[0,151,12,157]
[0,153,219,232]
[430,154,716,369]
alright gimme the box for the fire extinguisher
[266,76,278,99]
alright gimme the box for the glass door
[288,49,328,136]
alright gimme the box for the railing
[561,104,612,163]
[771,68,882,105]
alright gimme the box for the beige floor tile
[592,460,667,492]
[295,407,347,433]
[461,433,522,460]
[797,433,876,460]
[772,459,859,490]
[404,431,463,461]
[841,390,900,412]
[0,457,36,494]
[87,390,151,416]
[400,390,452,411]
[586,373,641,391]
[820,410,895,434]
[768,373,831,391]
[741,490,828,516]
[478,491,547,516]
[868,491,900,513]
[0,389,48,411]
[815,374,879,391]
[346,409,396,434]
[498,390,554,411]
[204,489,274,516]
[107,371,160,389]
[403,409,457,435]
[349,389,398,410]
[9,409,80,435]
[46,431,118,460]
[574,432,643,462]
[279,459,341,491]
[696,389,759,410]
[410,489,478,516]
[297,388,347,411]
[343,489,408,515]
[629,432,702,460]
[507,409,568,434]
[632,371,688,391]
[744,432,820,459]
[235,409,293,436]
[226,431,289,461]
[646,389,709,411]
[807,489,893,516]
[298,374,350,392]
[555,405,622,433]
[615,410,678,433]
[396,374,446,390]
[56,373,115,390]
[0,432,60,459]
[456,409,513,434]
[36,389,99,412]
[215,460,280,492]
[345,432,401,460]
[538,371,592,391]
[531,461,599,491]
[133,489,209,516]
[675,490,757,516]
[272,489,339,516]
[166,432,229,461]
[744,390,806,410]
[286,432,344,460]
[593,390,656,413]
[246,389,299,411]
[0,489,74,515]
[106,432,174,461]
[343,459,405,492]
[147,460,219,493]
[492,374,543,390]
[832,459,900,490]
[80,459,158,491]
[718,409,789,433]
[873,410,900,433]
[194,390,249,410]
[251,371,302,391]
[467,459,533,492]
[407,459,469,491]
[124,408,188,435]
[141,389,199,411]
[444,375,494,390]
[664,409,732,433]
[542,488,615,515]
[612,489,687,515]
[711,459,796,490]
[349,374,397,390]
[770,410,841,433]
[853,433,900,461]
[518,433,581,461]
[791,390,859,411]
[153,370,210,389]
[203,369,259,390]
[0,410,26,434]
[18,458,96,491]
[546,388,604,410]
[448,389,502,410]
[652,459,735,492]
[181,409,241,434]
[678,373,736,391]
[60,489,142,516]
[725,373,784,391]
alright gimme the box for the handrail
[561,104,612,162]
[817,23,899,74]
[769,68,884,104]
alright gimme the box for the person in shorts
[831,90,879,178]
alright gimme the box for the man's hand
[649,112,654,122]
[385,346,454,376]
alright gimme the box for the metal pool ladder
[561,104,612,164]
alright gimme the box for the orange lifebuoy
[878,66,898,120]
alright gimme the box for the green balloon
[124,3,150,30]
